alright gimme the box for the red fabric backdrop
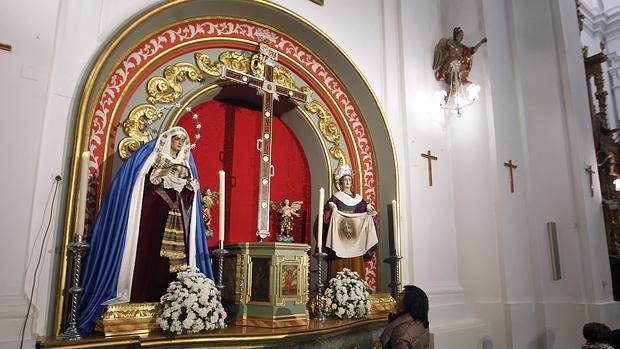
[177,100,311,248]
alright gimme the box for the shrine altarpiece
[53,0,399,336]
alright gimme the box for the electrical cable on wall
[19,175,61,349]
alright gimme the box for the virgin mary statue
[77,127,213,333]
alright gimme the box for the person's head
[284,198,290,206]
[334,164,354,193]
[453,27,464,42]
[583,322,611,343]
[150,127,192,191]
[339,175,353,193]
[396,285,429,329]
[155,127,190,160]
[170,134,187,157]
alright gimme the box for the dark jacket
[380,314,430,349]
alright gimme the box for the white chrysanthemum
[322,268,371,319]
[157,267,227,336]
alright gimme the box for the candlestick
[57,240,90,341]
[212,240,228,291]
[317,187,325,252]
[75,151,90,238]
[219,170,225,242]
[313,250,327,321]
[384,199,403,298]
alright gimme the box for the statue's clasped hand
[187,178,198,191]
[367,204,377,216]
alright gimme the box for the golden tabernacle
[222,242,310,328]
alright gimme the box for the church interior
[3,0,620,348]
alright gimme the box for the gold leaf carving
[369,293,396,315]
[101,303,160,320]
[306,100,341,145]
[220,51,251,73]
[329,147,346,165]
[250,53,266,77]
[305,99,347,165]
[119,138,142,161]
[274,66,299,91]
[118,104,162,160]
[321,120,341,145]
[146,63,204,104]
[194,52,221,76]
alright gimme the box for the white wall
[0,0,62,347]
[1,0,618,348]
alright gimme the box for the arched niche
[55,0,399,334]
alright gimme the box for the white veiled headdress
[149,127,192,192]
[333,163,353,190]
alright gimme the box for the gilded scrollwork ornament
[146,63,204,104]
[119,104,163,159]
[329,147,346,166]
[306,100,340,145]
[220,51,252,73]
[194,52,222,76]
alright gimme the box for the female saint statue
[77,127,213,333]
[322,164,378,280]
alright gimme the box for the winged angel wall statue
[433,27,487,86]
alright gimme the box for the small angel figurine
[200,188,219,237]
[271,198,303,242]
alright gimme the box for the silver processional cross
[219,43,310,241]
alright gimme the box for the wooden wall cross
[0,43,12,52]
[503,160,518,193]
[586,165,595,197]
[421,150,438,186]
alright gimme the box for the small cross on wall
[421,150,438,186]
[503,160,517,193]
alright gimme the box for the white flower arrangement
[323,268,372,319]
[156,267,227,337]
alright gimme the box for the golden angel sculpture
[271,198,303,242]
[201,188,219,237]
[433,27,487,86]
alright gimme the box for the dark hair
[401,285,429,329]
[583,322,611,343]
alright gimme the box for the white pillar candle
[317,187,325,252]
[219,170,225,242]
[392,199,401,256]
[75,151,90,238]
